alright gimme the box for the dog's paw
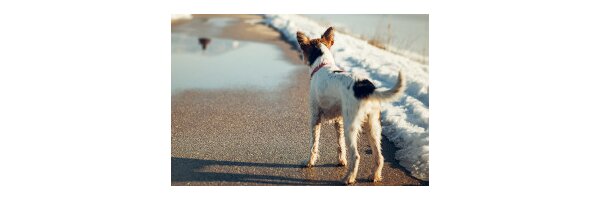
[303,159,316,168]
[372,174,383,182]
[305,162,315,168]
[344,178,356,185]
[338,159,347,166]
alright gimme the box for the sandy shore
[171,14,424,186]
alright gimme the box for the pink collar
[310,62,328,79]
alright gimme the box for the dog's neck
[311,56,335,69]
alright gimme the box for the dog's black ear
[321,27,335,48]
[297,31,309,47]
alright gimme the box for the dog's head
[296,27,335,66]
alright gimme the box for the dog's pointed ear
[297,31,309,47]
[321,27,335,48]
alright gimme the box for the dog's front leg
[306,104,322,168]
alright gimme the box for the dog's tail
[368,71,405,102]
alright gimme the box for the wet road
[171,15,425,186]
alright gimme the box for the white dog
[296,27,405,185]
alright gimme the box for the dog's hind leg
[367,111,384,182]
[306,106,322,168]
[343,109,362,185]
[334,118,347,166]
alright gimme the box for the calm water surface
[172,21,298,94]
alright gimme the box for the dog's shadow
[171,135,427,186]
[171,157,343,185]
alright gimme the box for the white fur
[306,44,405,185]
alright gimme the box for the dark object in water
[199,38,211,50]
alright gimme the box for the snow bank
[263,14,429,181]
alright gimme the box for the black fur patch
[306,45,323,65]
[352,79,375,99]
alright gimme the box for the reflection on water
[172,17,237,38]
[203,18,236,28]
[171,33,297,94]
[172,33,241,56]
[198,38,211,50]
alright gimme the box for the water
[171,32,297,94]
[172,17,237,37]
[302,14,429,57]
